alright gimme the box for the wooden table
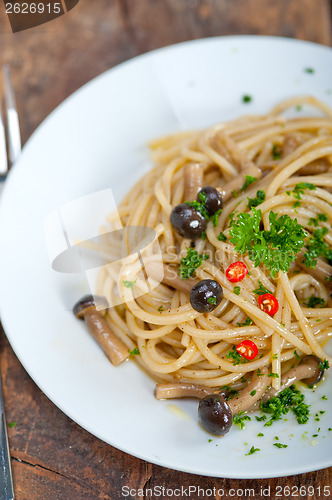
[0,1,331,498]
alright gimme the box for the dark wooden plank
[0,0,331,498]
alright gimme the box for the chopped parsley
[252,281,272,295]
[233,286,241,296]
[226,346,248,365]
[245,446,260,456]
[322,395,328,400]
[250,390,257,397]
[294,350,300,360]
[229,209,306,277]
[272,144,282,160]
[273,443,288,449]
[8,422,16,428]
[319,359,329,371]
[292,182,316,200]
[242,95,252,103]
[208,439,213,442]
[186,197,222,227]
[257,433,264,437]
[272,354,278,360]
[241,175,257,192]
[304,227,332,268]
[247,190,265,209]
[293,200,301,209]
[303,296,326,308]
[128,348,140,356]
[233,411,251,430]
[260,385,310,426]
[200,231,207,240]
[158,305,164,312]
[123,280,137,288]
[217,231,227,242]
[255,415,266,422]
[304,68,315,74]
[268,372,279,379]
[308,213,328,227]
[178,247,208,279]
[207,296,217,305]
[237,317,253,327]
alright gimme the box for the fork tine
[3,65,21,166]
[0,95,8,176]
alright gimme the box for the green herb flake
[304,227,332,269]
[303,296,326,308]
[247,190,265,209]
[272,144,281,160]
[208,438,213,443]
[322,395,328,400]
[293,182,316,201]
[8,422,16,428]
[233,411,251,430]
[128,348,140,356]
[241,175,258,192]
[242,95,252,103]
[294,350,300,360]
[207,296,217,305]
[272,354,278,360]
[250,390,257,397]
[233,286,241,296]
[237,317,253,327]
[304,68,315,74]
[123,280,137,288]
[200,231,207,240]
[309,213,328,227]
[252,281,272,295]
[273,443,288,449]
[268,372,279,378]
[319,359,330,371]
[245,446,260,456]
[158,305,164,312]
[257,433,264,437]
[227,346,248,366]
[178,247,209,280]
[217,232,227,242]
[232,189,239,198]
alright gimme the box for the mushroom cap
[73,295,109,319]
[300,355,324,386]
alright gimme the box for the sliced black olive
[190,279,223,313]
[197,186,223,215]
[300,355,325,385]
[198,394,233,436]
[170,203,207,239]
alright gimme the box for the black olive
[190,279,223,313]
[170,203,207,239]
[198,394,233,436]
[197,186,223,215]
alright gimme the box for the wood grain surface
[0,1,331,498]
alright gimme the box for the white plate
[0,36,332,478]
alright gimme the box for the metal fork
[0,64,21,500]
[0,64,21,178]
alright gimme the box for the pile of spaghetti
[96,96,332,410]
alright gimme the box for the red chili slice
[258,293,279,316]
[236,340,258,360]
[225,261,248,283]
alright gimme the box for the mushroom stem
[184,163,203,201]
[262,355,324,400]
[227,367,269,414]
[145,262,199,293]
[155,382,219,400]
[84,310,129,366]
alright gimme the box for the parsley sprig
[303,296,326,308]
[241,175,257,192]
[233,411,251,430]
[229,209,306,277]
[186,193,222,227]
[178,247,208,280]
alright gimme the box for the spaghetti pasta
[93,96,332,430]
